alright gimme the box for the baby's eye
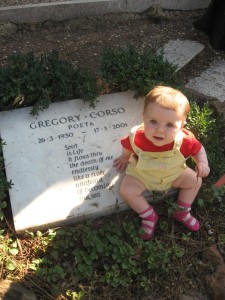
[166,123,174,128]
[150,120,157,125]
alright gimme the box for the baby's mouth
[153,136,164,140]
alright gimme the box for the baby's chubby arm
[113,147,132,173]
[193,146,210,178]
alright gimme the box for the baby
[113,86,210,240]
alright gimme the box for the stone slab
[0,0,210,24]
[159,39,205,71]
[0,91,144,233]
[126,0,210,12]
[0,0,125,24]
[186,60,225,103]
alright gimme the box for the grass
[0,46,225,299]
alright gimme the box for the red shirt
[121,128,202,158]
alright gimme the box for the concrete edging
[0,0,210,24]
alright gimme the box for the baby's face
[142,102,185,147]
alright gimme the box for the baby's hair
[144,86,190,117]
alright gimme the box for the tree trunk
[194,0,225,51]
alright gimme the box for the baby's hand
[113,156,129,173]
[196,162,210,178]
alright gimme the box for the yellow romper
[126,125,187,192]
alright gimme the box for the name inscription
[29,107,125,129]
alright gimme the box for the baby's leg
[120,175,159,240]
[172,167,202,231]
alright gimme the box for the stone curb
[0,0,210,24]
[186,60,225,103]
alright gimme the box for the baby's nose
[156,124,164,132]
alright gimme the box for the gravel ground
[1,9,225,86]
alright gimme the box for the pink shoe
[140,213,159,240]
[173,210,200,231]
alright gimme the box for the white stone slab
[159,39,204,71]
[0,91,144,233]
[186,60,225,103]
[0,0,210,24]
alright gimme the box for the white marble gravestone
[0,91,144,233]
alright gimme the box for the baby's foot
[139,207,159,240]
[173,210,200,231]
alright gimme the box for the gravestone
[0,91,144,233]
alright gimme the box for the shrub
[0,51,99,115]
[100,44,178,97]
[187,101,225,179]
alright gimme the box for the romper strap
[173,130,184,150]
[129,125,143,154]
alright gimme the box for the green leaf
[0,201,7,208]
[6,261,16,271]
[9,248,19,255]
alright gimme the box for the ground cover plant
[0,46,225,299]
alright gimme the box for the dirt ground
[1,9,225,89]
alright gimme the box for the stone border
[0,0,210,24]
